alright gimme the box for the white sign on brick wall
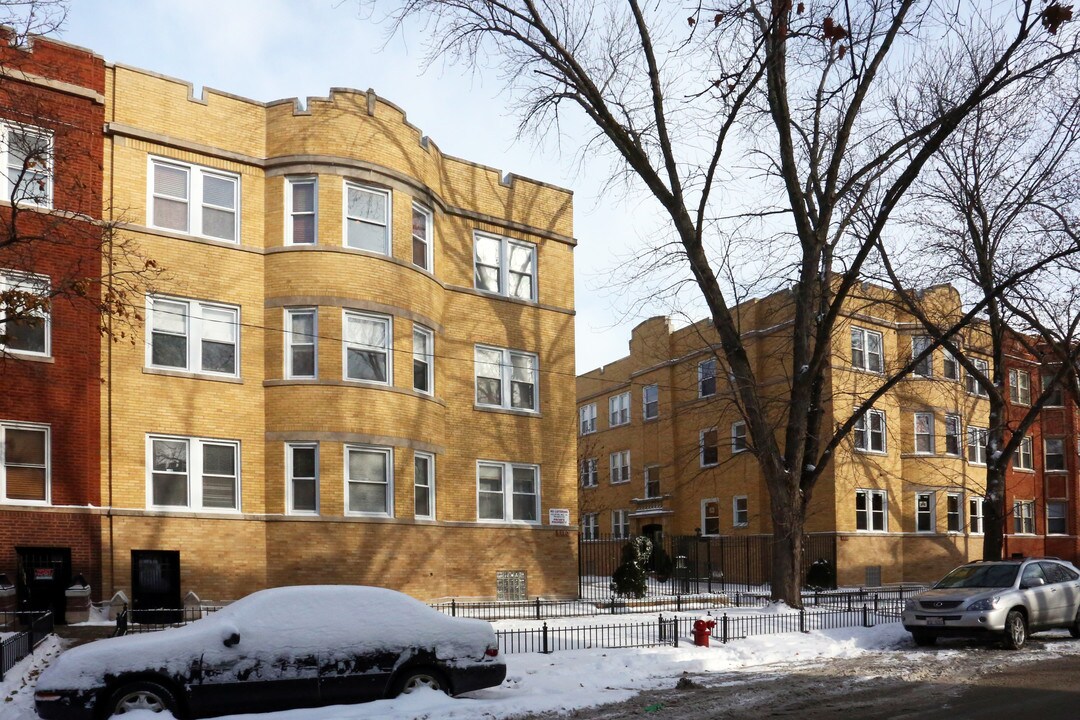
[548,508,570,526]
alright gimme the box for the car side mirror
[1022,577,1046,589]
[223,631,240,648]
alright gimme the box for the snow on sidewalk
[0,622,914,720]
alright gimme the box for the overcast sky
[57,0,693,374]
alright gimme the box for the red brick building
[0,34,105,620]
[1002,335,1080,562]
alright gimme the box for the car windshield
[934,564,1019,589]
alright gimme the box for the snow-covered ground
[13,595,1076,720]
[2,608,914,720]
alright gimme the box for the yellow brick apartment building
[100,63,578,606]
[578,286,999,586]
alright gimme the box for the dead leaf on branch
[1042,3,1074,35]
[823,16,848,45]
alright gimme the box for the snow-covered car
[34,585,505,719]
[902,558,1080,649]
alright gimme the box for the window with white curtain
[147,296,239,377]
[473,233,536,301]
[474,345,538,411]
[149,158,238,241]
[286,177,317,244]
[344,182,390,253]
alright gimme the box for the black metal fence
[495,603,904,654]
[579,533,838,601]
[115,605,223,636]
[0,610,53,681]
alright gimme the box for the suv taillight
[485,644,500,657]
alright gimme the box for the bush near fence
[0,611,54,681]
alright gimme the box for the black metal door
[131,550,182,624]
[16,547,71,624]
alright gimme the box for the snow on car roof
[37,585,496,692]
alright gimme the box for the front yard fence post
[862,604,870,628]
[799,608,806,634]
[677,594,682,613]
[542,622,551,654]
[451,599,456,617]
[673,618,679,648]
[722,613,729,644]
[535,597,541,621]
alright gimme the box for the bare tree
[876,67,1080,560]
[390,0,1079,605]
[0,1,159,354]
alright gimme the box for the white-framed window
[1048,501,1067,535]
[474,345,538,411]
[914,412,934,455]
[285,308,316,379]
[700,428,719,466]
[965,357,990,396]
[344,182,390,254]
[612,509,630,539]
[851,327,883,373]
[149,157,238,241]
[147,296,239,377]
[854,409,886,453]
[579,403,597,435]
[343,311,391,384]
[855,489,887,532]
[0,270,50,357]
[969,497,984,534]
[916,492,935,533]
[414,451,434,520]
[1043,373,1064,406]
[412,325,434,395]
[0,422,49,504]
[966,426,988,465]
[477,461,539,523]
[345,445,393,516]
[148,435,239,511]
[698,358,717,397]
[947,493,962,533]
[2,122,52,207]
[473,232,536,301]
[731,421,747,453]
[645,465,660,499]
[285,177,317,245]
[1013,499,1035,535]
[411,203,433,271]
[1013,436,1033,470]
[732,496,748,527]
[943,351,961,381]
[580,457,598,488]
[610,450,630,484]
[581,512,598,541]
[702,498,720,535]
[1009,368,1031,406]
[286,442,318,515]
[1045,437,1067,472]
[609,392,630,426]
[642,384,659,420]
[911,336,932,377]
[944,414,962,456]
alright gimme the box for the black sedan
[34,585,506,719]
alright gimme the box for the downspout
[105,63,115,597]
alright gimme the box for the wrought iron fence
[115,605,224,635]
[0,610,53,681]
[579,533,838,601]
[495,604,904,654]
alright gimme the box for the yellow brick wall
[100,62,578,601]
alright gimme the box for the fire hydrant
[692,617,716,647]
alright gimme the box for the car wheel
[1069,607,1080,639]
[392,668,450,697]
[911,630,937,647]
[105,680,181,717]
[1002,610,1028,650]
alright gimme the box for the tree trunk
[768,480,804,607]
[982,463,1007,560]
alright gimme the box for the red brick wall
[0,36,105,595]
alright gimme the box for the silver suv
[902,558,1080,649]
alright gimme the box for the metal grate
[865,565,882,587]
